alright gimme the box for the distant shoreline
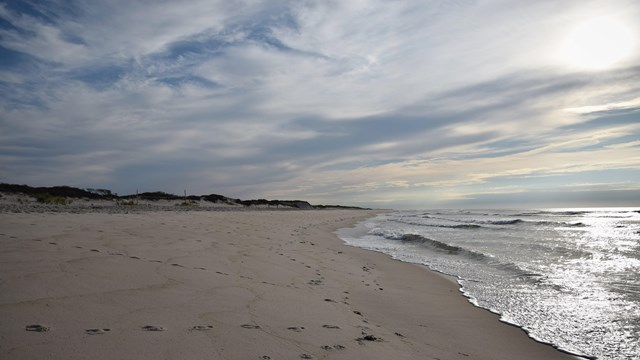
[0,182,371,212]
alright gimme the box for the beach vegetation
[178,200,199,207]
[34,193,71,205]
[118,199,139,206]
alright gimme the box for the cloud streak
[1,0,639,208]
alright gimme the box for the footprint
[323,298,337,303]
[142,325,166,331]
[190,325,214,331]
[25,324,49,332]
[322,325,340,329]
[287,326,305,332]
[356,334,382,344]
[300,354,313,359]
[90,249,100,252]
[85,328,111,335]
[240,324,261,329]
[322,345,346,351]
[171,263,184,268]
[259,356,271,360]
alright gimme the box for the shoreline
[340,212,588,360]
[417,265,589,360]
[334,212,581,360]
[0,209,577,359]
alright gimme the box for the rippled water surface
[337,208,640,359]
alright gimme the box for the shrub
[35,193,71,205]
[177,200,198,207]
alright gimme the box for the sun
[561,16,635,70]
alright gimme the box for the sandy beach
[0,209,577,359]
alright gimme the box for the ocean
[337,208,640,360]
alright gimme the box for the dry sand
[0,209,577,359]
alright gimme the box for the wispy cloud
[1,0,639,207]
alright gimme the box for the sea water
[337,208,640,360]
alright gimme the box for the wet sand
[0,210,577,359]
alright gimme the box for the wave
[530,220,587,227]
[415,213,533,226]
[513,211,545,216]
[423,223,485,229]
[369,230,584,290]
[489,219,525,225]
[542,210,590,216]
[390,218,486,229]
[422,223,484,229]
[400,234,487,260]
[390,219,436,227]
[452,224,483,229]
[510,210,592,217]
[487,219,587,227]
[394,216,587,228]
[395,234,565,288]
[482,219,585,227]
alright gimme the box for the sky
[1,0,639,209]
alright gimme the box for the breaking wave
[399,234,488,260]
[403,216,588,228]
[488,219,525,225]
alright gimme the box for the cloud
[1,0,639,207]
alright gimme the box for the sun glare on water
[561,16,635,70]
